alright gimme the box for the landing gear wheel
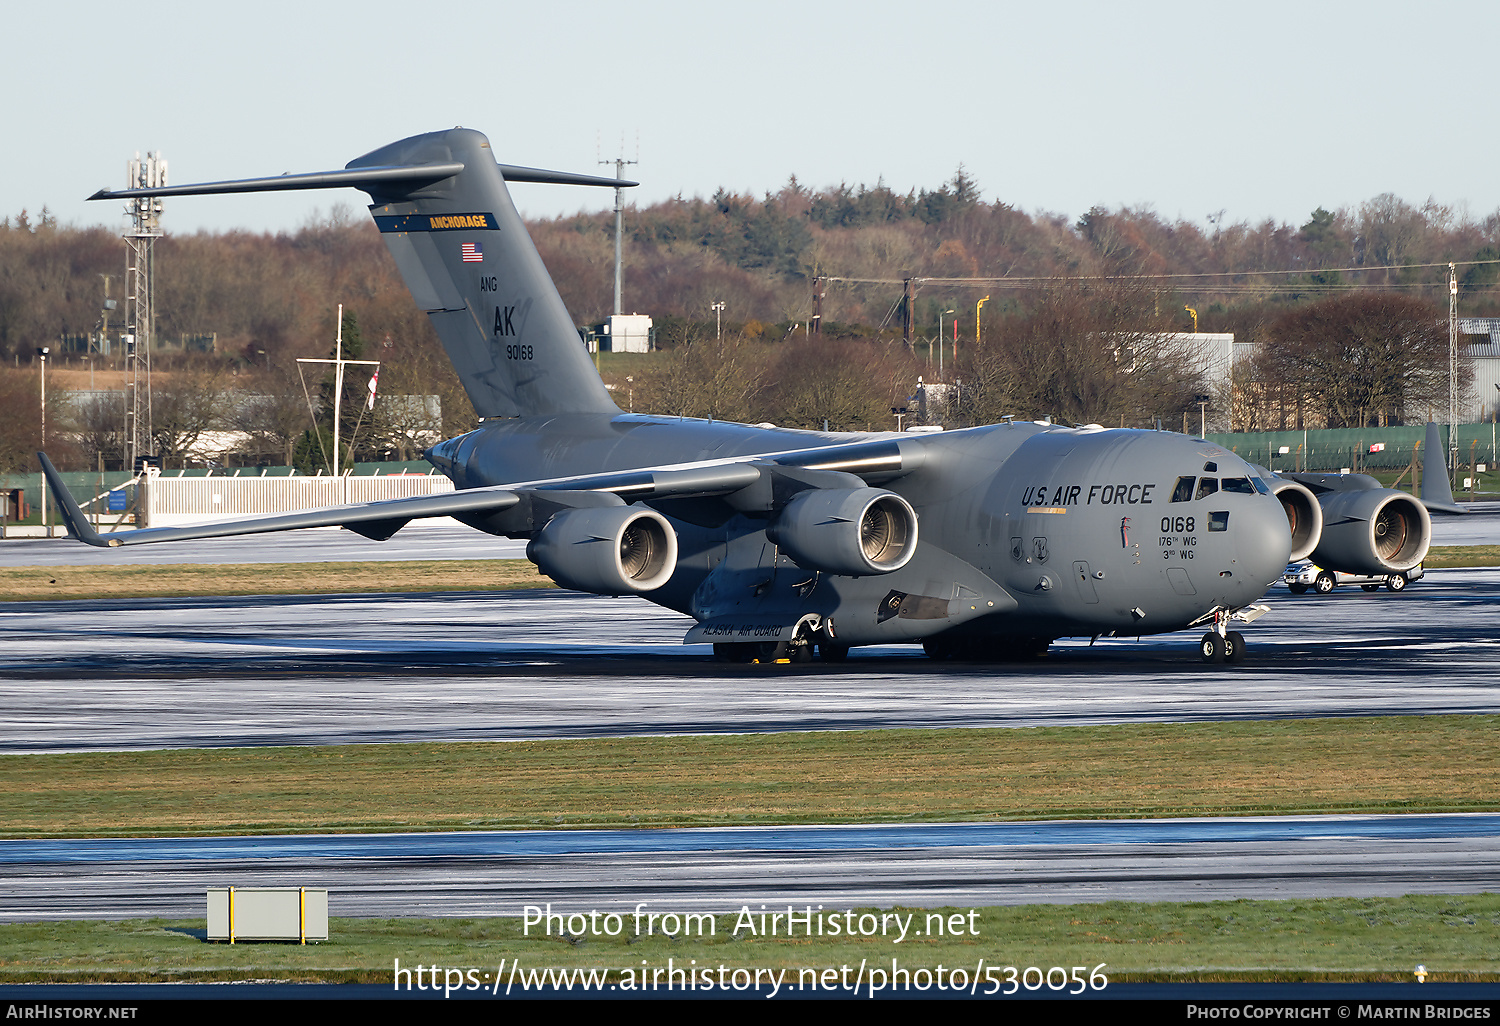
[922,638,958,661]
[714,641,790,663]
[1314,572,1336,594]
[1361,584,1380,592]
[714,643,755,664]
[1199,632,1226,663]
[789,643,814,664]
[1223,630,1246,664]
[1386,574,1407,592]
[1288,583,1308,594]
[755,641,791,663]
[818,644,850,663]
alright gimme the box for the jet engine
[527,505,678,594]
[766,488,918,576]
[1269,478,1322,562]
[1310,489,1430,576]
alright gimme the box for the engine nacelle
[766,488,918,576]
[527,505,678,594]
[1311,489,1430,576]
[1270,479,1322,562]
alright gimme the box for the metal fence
[1206,423,1500,474]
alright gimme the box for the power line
[824,257,1500,289]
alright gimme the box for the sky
[7,0,1499,237]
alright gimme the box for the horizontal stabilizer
[496,165,637,188]
[89,164,467,201]
[88,163,632,203]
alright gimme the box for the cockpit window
[1171,476,1196,503]
[1202,461,1218,473]
[1221,477,1255,494]
[1208,511,1229,532]
[1195,477,1219,500]
[1250,476,1270,495]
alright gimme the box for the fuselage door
[1072,560,1099,604]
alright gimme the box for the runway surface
[2,569,1499,751]
[6,816,1499,920]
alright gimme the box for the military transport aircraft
[40,127,1438,665]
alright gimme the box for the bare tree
[762,339,909,431]
[231,386,312,467]
[65,390,126,470]
[150,370,228,467]
[1258,293,1458,428]
[639,334,764,423]
[0,368,40,473]
[960,282,1202,428]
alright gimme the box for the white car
[1282,561,1424,595]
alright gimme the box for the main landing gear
[713,615,827,664]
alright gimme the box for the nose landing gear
[1199,611,1247,666]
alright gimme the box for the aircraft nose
[1237,498,1293,591]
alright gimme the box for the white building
[590,314,654,354]
[1458,318,1500,421]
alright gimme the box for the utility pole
[712,301,725,341]
[901,278,914,349]
[600,152,638,316]
[811,277,824,337]
[123,151,166,473]
[97,274,115,356]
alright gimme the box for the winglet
[1419,422,1468,514]
[37,453,111,547]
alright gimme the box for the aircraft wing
[38,439,914,549]
[39,453,523,548]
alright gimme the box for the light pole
[974,295,990,353]
[37,347,49,531]
[37,346,49,451]
[711,301,725,341]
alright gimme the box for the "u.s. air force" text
[1021,483,1156,507]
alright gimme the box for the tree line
[1,175,1490,473]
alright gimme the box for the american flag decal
[461,242,484,262]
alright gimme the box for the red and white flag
[367,367,379,410]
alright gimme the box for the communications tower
[123,152,166,472]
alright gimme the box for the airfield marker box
[206,887,328,943]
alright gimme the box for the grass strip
[0,547,1491,602]
[3,718,1497,838]
[1,896,1497,983]
[1424,545,1500,568]
[0,559,552,602]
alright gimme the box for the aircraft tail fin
[89,128,627,421]
[1420,421,1468,514]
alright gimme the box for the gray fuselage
[429,415,1293,647]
